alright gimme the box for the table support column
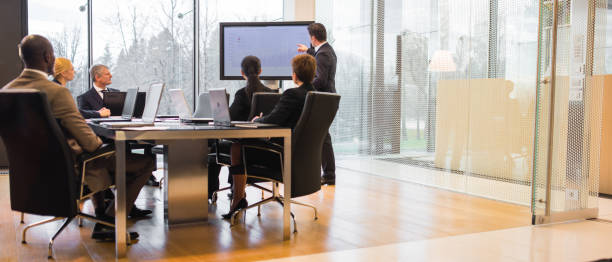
[162,139,209,225]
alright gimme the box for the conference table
[89,121,292,258]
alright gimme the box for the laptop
[208,88,277,128]
[102,91,126,116]
[101,83,165,128]
[90,88,139,123]
[168,89,212,123]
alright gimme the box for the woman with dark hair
[222,54,316,219]
[229,55,274,120]
[212,56,275,218]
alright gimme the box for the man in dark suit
[298,23,337,186]
[77,64,115,119]
[79,64,160,186]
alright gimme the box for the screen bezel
[219,21,314,80]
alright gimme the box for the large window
[28,0,88,98]
[28,0,284,115]
[92,0,195,115]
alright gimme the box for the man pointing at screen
[297,22,337,186]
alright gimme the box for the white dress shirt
[93,85,107,99]
[314,41,327,53]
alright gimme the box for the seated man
[2,35,153,240]
[77,64,116,119]
[78,64,160,186]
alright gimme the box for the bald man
[2,35,152,240]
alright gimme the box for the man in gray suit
[298,23,337,185]
[2,35,152,240]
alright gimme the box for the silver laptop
[90,88,139,123]
[102,83,164,128]
[168,89,212,123]
[209,88,277,128]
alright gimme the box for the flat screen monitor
[220,21,313,80]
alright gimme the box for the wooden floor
[0,167,531,261]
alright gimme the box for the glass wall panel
[28,0,88,98]
[324,0,539,205]
[92,0,195,115]
[316,0,372,156]
[198,0,283,101]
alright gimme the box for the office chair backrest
[248,92,282,120]
[0,89,78,218]
[291,91,340,197]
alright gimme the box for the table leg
[283,134,291,240]
[162,139,209,225]
[115,140,127,257]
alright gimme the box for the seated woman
[223,54,316,218]
[208,56,274,203]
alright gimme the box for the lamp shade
[428,50,456,72]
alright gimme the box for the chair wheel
[314,216,318,220]
[22,240,26,244]
[48,256,53,259]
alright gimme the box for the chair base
[21,212,119,259]
[230,194,317,234]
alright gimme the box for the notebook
[208,88,277,128]
[168,89,212,123]
[90,88,139,123]
[101,83,164,128]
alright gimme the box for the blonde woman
[52,57,75,86]
[53,58,110,118]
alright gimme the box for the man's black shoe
[146,175,160,187]
[129,207,152,218]
[95,213,115,224]
[91,223,139,241]
[321,175,335,186]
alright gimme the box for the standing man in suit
[77,64,114,119]
[298,23,337,185]
[2,35,153,240]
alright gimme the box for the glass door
[532,0,605,224]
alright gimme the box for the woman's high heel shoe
[222,198,248,219]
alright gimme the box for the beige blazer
[2,70,102,152]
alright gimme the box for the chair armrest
[78,144,115,163]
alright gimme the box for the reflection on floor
[263,219,612,262]
[265,198,612,262]
[1,165,530,261]
[338,157,532,205]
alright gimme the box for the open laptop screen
[209,88,231,125]
[168,89,192,119]
[120,88,139,119]
[102,92,126,116]
[142,83,164,122]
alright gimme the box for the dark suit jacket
[2,70,102,152]
[307,43,337,93]
[77,87,119,119]
[229,84,275,121]
[256,83,314,129]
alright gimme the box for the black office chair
[210,91,282,205]
[234,92,341,231]
[0,89,118,259]
[247,92,282,119]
